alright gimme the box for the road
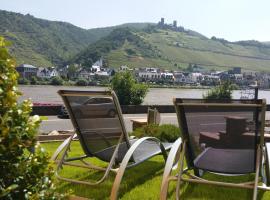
[39,113,178,133]
[39,112,270,134]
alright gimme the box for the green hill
[73,27,270,72]
[0,10,151,66]
[1,9,270,72]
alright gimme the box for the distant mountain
[0,10,151,66]
[1,9,270,72]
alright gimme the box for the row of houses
[16,62,270,88]
[15,59,113,80]
[16,64,59,79]
[133,67,270,88]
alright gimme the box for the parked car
[58,97,116,119]
[72,97,116,118]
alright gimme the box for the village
[16,59,270,88]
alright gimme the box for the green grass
[41,141,270,200]
[39,116,49,121]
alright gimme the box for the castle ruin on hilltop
[157,18,185,32]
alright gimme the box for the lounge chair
[160,98,270,200]
[51,90,172,199]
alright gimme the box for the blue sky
[1,0,270,41]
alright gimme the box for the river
[18,85,270,105]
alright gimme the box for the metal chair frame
[51,90,169,200]
[160,99,270,200]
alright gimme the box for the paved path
[39,113,178,134]
[39,112,270,134]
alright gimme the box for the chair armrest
[111,136,167,199]
[51,133,77,161]
[160,138,182,200]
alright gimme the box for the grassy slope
[0,10,153,66]
[42,141,270,200]
[105,29,270,72]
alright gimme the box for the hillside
[1,9,270,72]
[73,27,270,72]
[0,10,151,66]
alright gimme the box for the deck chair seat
[95,139,172,163]
[194,148,254,174]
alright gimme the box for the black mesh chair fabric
[95,139,172,163]
[59,90,172,165]
[174,99,262,174]
[194,148,255,174]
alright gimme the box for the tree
[203,81,233,100]
[76,78,88,86]
[67,64,77,80]
[0,37,63,199]
[110,71,148,105]
[186,63,193,72]
[50,76,63,85]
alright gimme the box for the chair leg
[111,137,166,200]
[54,133,122,186]
[265,144,270,186]
[160,138,182,200]
[253,147,261,200]
[176,142,186,200]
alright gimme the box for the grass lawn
[41,141,270,200]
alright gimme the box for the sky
[1,0,270,42]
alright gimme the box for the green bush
[18,78,30,85]
[203,81,233,100]
[30,76,38,85]
[0,37,64,199]
[75,78,88,86]
[131,124,180,142]
[111,71,148,105]
[50,76,63,85]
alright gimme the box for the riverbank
[18,85,270,105]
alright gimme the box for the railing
[32,104,270,116]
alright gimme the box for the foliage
[0,37,64,199]
[75,78,88,86]
[67,64,77,80]
[50,76,63,85]
[30,76,38,85]
[18,77,30,85]
[110,71,148,105]
[125,48,136,55]
[203,81,233,100]
[131,124,179,142]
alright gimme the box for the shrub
[111,71,148,105]
[30,76,38,85]
[203,81,233,100]
[50,76,63,85]
[18,77,30,85]
[131,124,180,142]
[0,37,64,199]
[76,78,88,86]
